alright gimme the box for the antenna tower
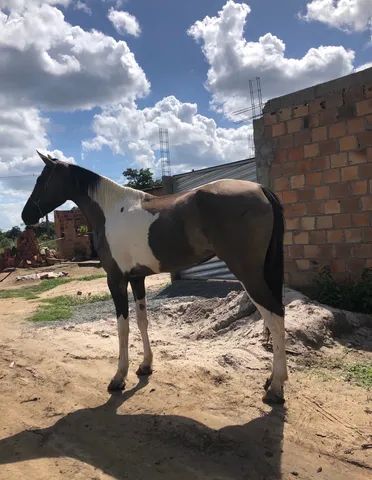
[159,127,171,177]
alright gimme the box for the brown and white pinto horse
[22,152,288,404]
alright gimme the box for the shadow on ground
[0,379,285,480]
[156,279,243,299]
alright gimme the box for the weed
[76,273,106,281]
[31,293,111,322]
[344,363,372,388]
[0,278,72,300]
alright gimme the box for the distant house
[54,208,93,260]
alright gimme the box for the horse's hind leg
[130,277,153,376]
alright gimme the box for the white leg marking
[111,314,129,387]
[136,298,153,372]
[255,303,288,399]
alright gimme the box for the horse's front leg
[130,277,153,376]
[107,274,129,392]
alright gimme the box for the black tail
[261,186,284,316]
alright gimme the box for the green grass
[76,273,106,281]
[0,277,72,300]
[31,293,111,322]
[0,272,106,300]
[344,363,372,388]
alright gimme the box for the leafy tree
[123,168,162,191]
[5,226,21,239]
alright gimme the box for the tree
[123,168,162,191]
[5,226,21,240]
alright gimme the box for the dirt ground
[0,264,371,480]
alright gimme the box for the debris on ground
[16,271,69,282]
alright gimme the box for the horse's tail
[261,186,285,316]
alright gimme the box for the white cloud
[74,1,91,15]
[83,96,253,175]
[355,62,372,72]
[188,0,355,119]
[108,8,141,37]
[301,0,372,33]
[0,2,149,110]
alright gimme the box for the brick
[357,131,372,149]
[340,135,358,151]
[279,135,294,150]
[327,229,344,243]
[293,104,309,118]
[271,164,282,177]
[282,161,297,175]
[316,216,333,229]
[293,129,312,147]
[304,143,319,158]
[301,216,315,230]
[340,197,361,213]
[330,152,348,168]
[331,259,346,273]
[319,139,338,156]
[293,159,311,174]
[288,245,304,258]
[345,228,362,243]
[312,126,327,142]
[310,156,330,171]
[287,118,303,134]
[278,108,292,122]
[361,195,372,211]
[352,244,372,258]
[359,163,372,179]
[296,259,311,271]
[352,213,369,226]
[285,203,306,218]
[282,190,298,204]
[290,174,305,189]
[329,122,346,138]
[275,149,288,163]
[329,182,350,198]
[297,189,314,202]
[272,122,286,137]
[341,165,358,181]
[309,114,320,128]
[323,168,340,184]
[347,258,367,273]
[284,232,293,245]
[324,199,341,214]
[285,217,301,230]
[356,98,372,116]
[314,186,330,200]
[307,201,324,215]
[274,177,289,191]
[309,230,326,243]
[335,244,352,258]
[264,113,277,125]
[333,214,351,228]
[363,227,372,242]
[366,85,372,98]
[347,117,365,134]
[294,232,309,244]
[319,108,338,126]
[351,180,367,195]
[304,245,333,258]
[348,151,367,165]
[309,100,324,114]
[306,172,322,186]
[288,146,304,162]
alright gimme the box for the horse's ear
[37,150,57,167]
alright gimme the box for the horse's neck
[72,168,144,231]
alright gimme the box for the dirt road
[0,267,371,479]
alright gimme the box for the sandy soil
[0,265,371,480]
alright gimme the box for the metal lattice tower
[159,127,171,177]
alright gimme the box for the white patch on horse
[135,298,152,371]
[89,177,160,274]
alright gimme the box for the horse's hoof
[262,389,285,405]
[107,379,125,392]
[136,365,153,376]
[264,376,272,391]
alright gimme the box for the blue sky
[0,0,371,228]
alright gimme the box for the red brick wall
[259,76,372,286]
[54,209,92,259]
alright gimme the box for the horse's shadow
[0,378,286,479]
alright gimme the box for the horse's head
[22,151,72,225]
